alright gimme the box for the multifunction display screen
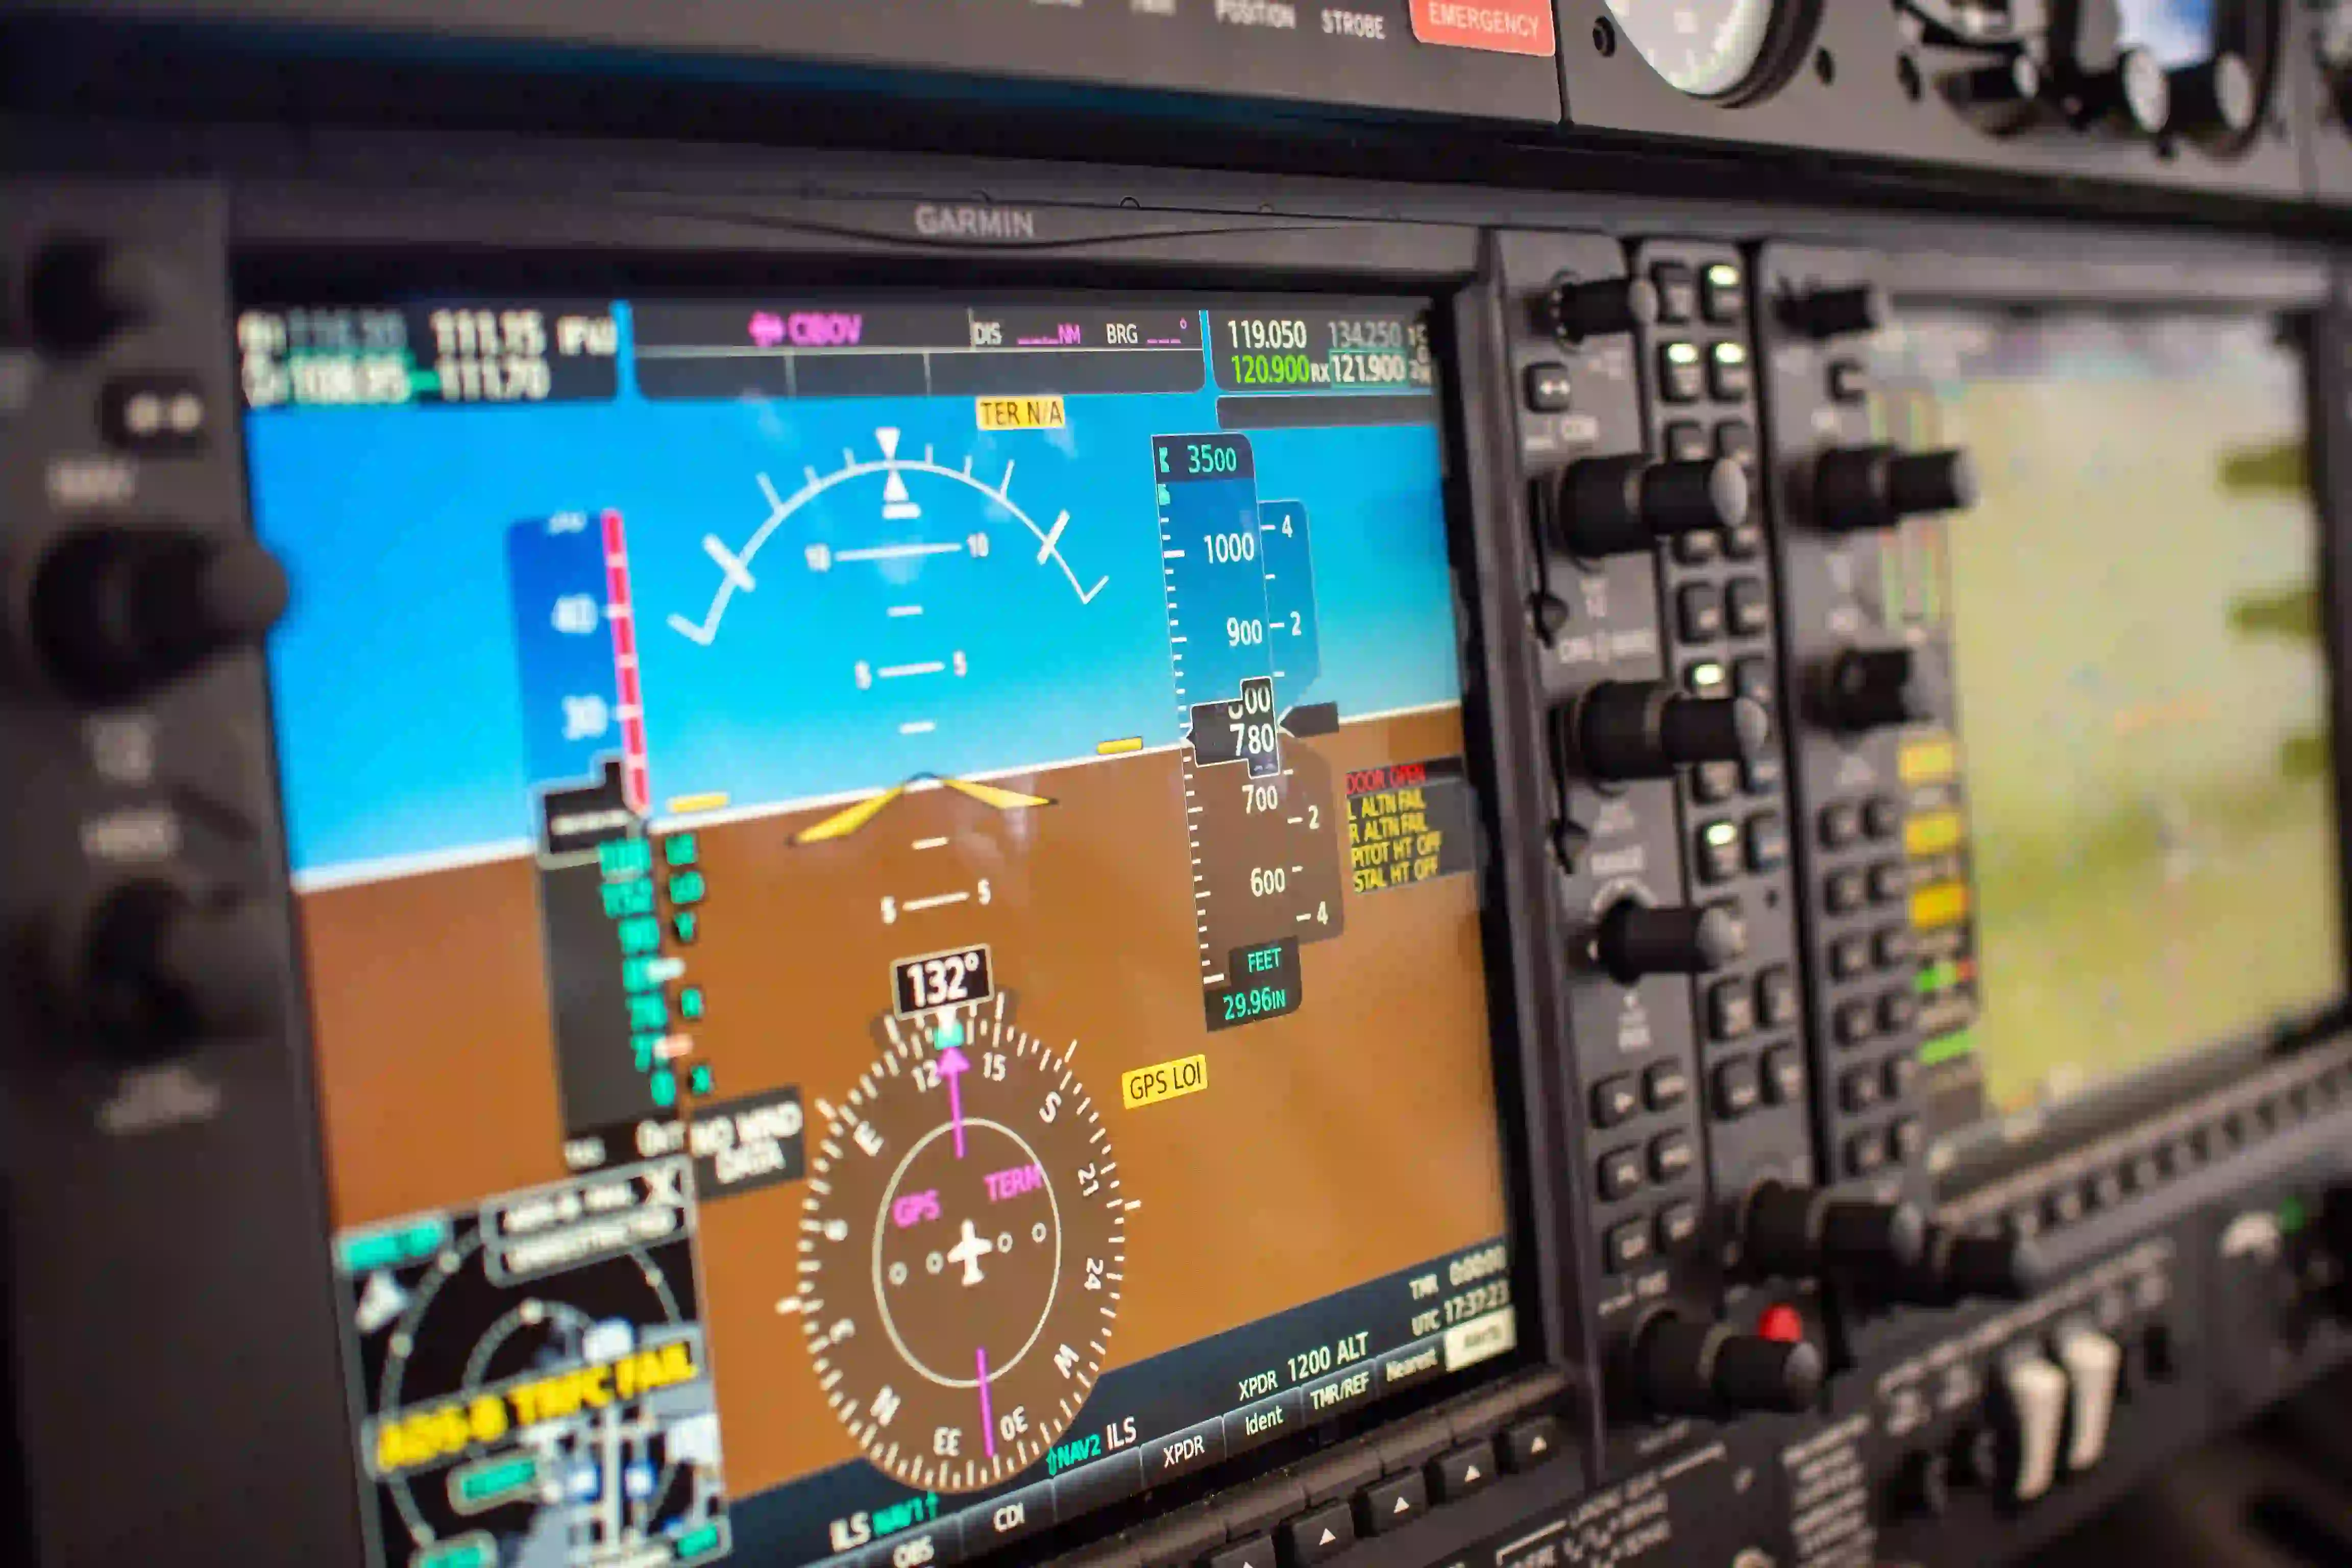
[238,289,1516,1568]
[1874,309,2344,1130]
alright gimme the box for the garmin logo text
[914,204,1039,241]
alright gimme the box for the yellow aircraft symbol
[791,774,1056,846]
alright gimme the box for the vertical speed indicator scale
[1152,434,1346,1031]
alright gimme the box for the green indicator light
[663,833,699,868]
[2280,1194,2311,1235]
[1689,661,1726,691]
[667,870,707,907]
[1668,341,1701,364]
[679,987,706,1022]
[689,1064,715,1096]
[675,1524,725,1562]
[936,1017,966,1050]
[1919,1032,1976,1068]
[1714,341,1747,365]
[1707,262,1740,285]
[1705,822,1740,847]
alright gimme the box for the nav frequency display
[239,291,1517,1568]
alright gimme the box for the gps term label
[976,394,1066,430]
[1122,1054,1209,1110]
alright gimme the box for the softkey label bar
[632,302,1206,401]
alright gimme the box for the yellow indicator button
[1899,735,1959,786]
[1122,1052,1208,1111]
[976,394,1067,431]
[1910,879,1972,930]
[1905,810,1965,858]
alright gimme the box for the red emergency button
[1758,1303,1806,1344]
[1409,0,1557,57]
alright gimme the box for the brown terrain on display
[298,704,1509,1494]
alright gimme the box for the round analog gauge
[1604,0,1785,99]
[799,1004,1124,1492]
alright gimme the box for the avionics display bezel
[1877,253,2352,1201]
[209,189,1575,1568]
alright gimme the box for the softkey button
[1144,1417,1226,1485]
[1702,261,1746,323]
[1716,420,1758,467]
[1830,935,1870,979]
[1659,341,1705,402]
[1502,1414,1565,1473]
[1825,870,1867,914]
[1819,801,1862,848]
[1756,965,1798,1028]
[1355,1471,1428,1537]
[1726,578,1771,638]
[1713,1058,1762,1120]
[1650,1131,1696,1184]
[1226,1390,1299,1458]
[1709,341,1752,401]
[1761,1045,1805,1105]
[1657,1199,1702,1251]
[1679,582,1725,642]
[1598,1147,1646,1202]
[1524,362,1574,412]
[1863,794,1904,840]
[1653,262,1698,322]
[1709,977,1757,1041]
[1430,1441,1498,1503]
[1592,1075,1639,1128]
[1747,811,1789,873]
[1208,1536,1278,1568]
[1606,1218,1655,1272]
[1644,1060,1691,1111]
[1665,419,1709,462]
[1282,1502,1357,1566]
[977,1481,1055,1549]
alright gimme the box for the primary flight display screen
[1879,308,2345,1128]
[238,288,1517,1568]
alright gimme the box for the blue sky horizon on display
[245,298,1459,883]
